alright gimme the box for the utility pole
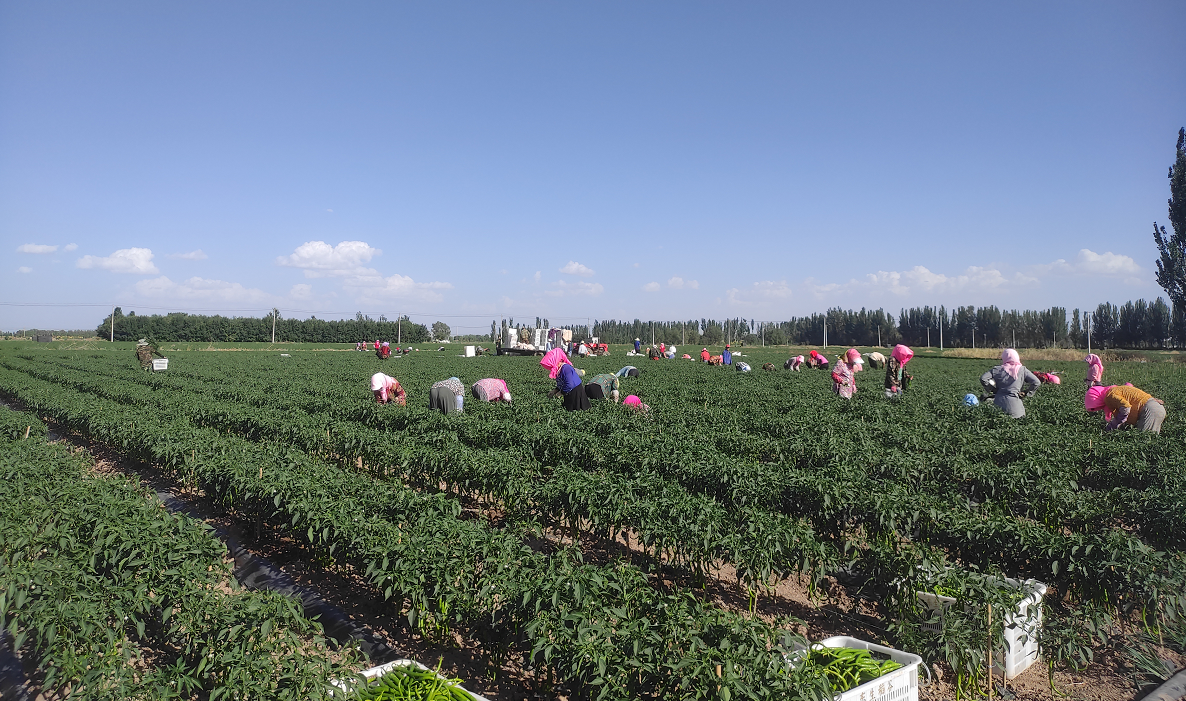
[1086,312,1091,355]
[823,320,827,348]
[877,325,881,347]
[398,314,402,345]
[271,308,277,344]
[939,319,943,350]
[927,327,930,348]
[110,305,115,342]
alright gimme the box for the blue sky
[2,2,1184,334]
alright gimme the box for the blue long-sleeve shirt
[556,364,583,394]
[722,349,732,365]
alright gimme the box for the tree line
[90,298,1186,349]
[96,309,432,344]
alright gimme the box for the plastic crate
[915,578,1046,679]
[151,358,168,371]
[799,636,921,701]
[329,659,490,700]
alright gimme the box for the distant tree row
[581,298,1186,349]
[96,309,430,344]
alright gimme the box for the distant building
[34,334,53,342]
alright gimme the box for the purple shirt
[556,364,582,394]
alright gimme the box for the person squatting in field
[616,365,640,377]
[700,348,710,362]
[370,372,406,406]
[471,378,512,404]
[429,377,465,414]
[1085,384,1166,434]
[884,344,914,399]
[135,339,165,370]
[832,348,861,398]
[980,349,1040,418]
[806,350,829,369]
[585,373,621,402]
[1084,354,1104,389]
[785,354,804,371]
[865,351,886,369]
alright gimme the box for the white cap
[502,392,512,402]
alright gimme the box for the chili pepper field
[1,342,1184,700]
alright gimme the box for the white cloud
[559,261,595,277]
[1040,249,1143,282]
[63,243,77,251]
[276,240,380,278]
[642,281,661,292]
[546,280,605,297]
[725,280,794,306]
[533,271,542,282]
[133,276,272,304]
[168,249,208,261]
[667,276,699,290]
[632,263,640,268]
[289,284,313,300]
[76,247,159,274]
[17,266,32,274]
[346,273,453,304]
[17,244,57,254]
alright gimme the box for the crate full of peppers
[331,659,490,701]
[793,636,922,701]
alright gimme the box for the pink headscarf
[1000,349,1023,379]
[1085,385,1114,420]
[844,348,861,365]
[539,348,572,379]
[623,394,649,412]
[891,344,914,366]
[1084,354,1103,382]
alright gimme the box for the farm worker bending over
[722,345,733,366]
[807,350,829,369]
[586,373,621,402]
[135,339,165,370]
[370,372,406,406]
[548,363,591,411]
[615,366,639,378]
[471,378,512,403]
[700,348,710,362]
[832,348,861,398]
[623,395,650,413]
[1084,354,1104,389]
[980,349,1040,419]
[866,351,886,369]
[1085,385,1166,434]
[540,347,573,378]
[785,355,804,371]
[428,377,465,414]
[634,338,641,353]
[885,345,914,398]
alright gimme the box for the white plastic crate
[151,358,168,371]
[915,578,1046,679]
[789,636,921,701]
[329,659,490,700]
[465,345,476,357]
[816,636,921,701]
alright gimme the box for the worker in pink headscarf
[1084,354,1104,389]
[623,395,650,413]
[885,344,914,398]
[539,347,573,379]
[980,349,1040,418]
[784,355,804,371]
[1085,384,1166,433]
[831,348,861,399]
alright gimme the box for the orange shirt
[1103,385,1153,426]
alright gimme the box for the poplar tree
[1153,128,1186,320]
